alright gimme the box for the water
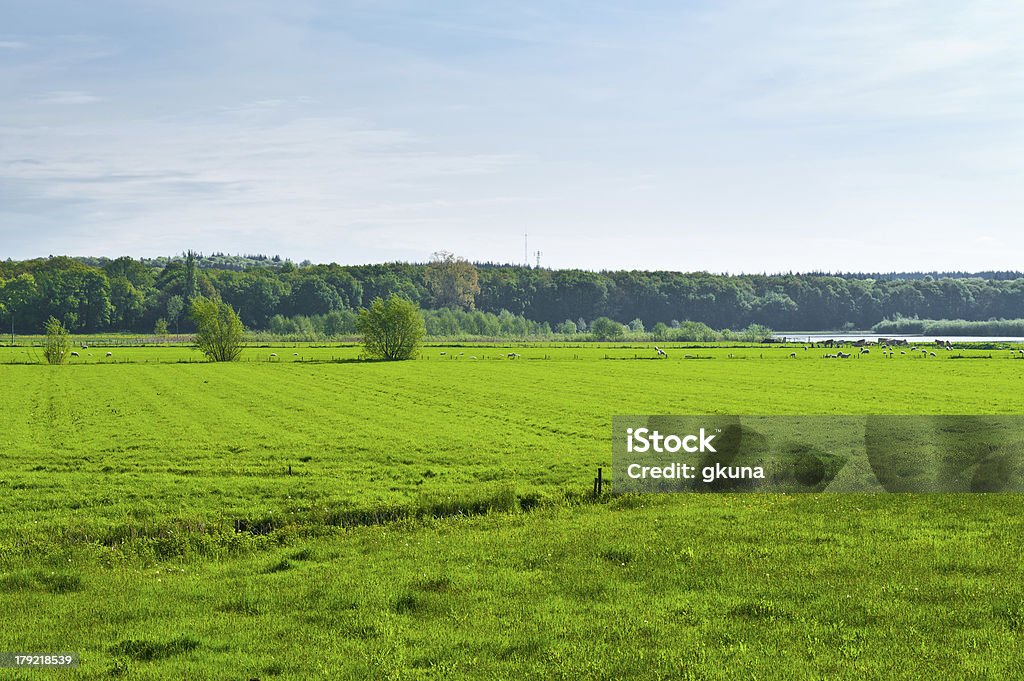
[774,333,1024,344]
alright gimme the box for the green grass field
[2,342,1023,678]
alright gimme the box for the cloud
[0,108,530,261]
[39,90,103,104]
[2,1,1023,271]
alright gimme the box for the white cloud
[2,1,1024,271]
[39,90,103,104]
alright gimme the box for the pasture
[1,342,1023,678]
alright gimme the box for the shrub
[357,295,425,360]
[590,317,625,340]
[191,297,245,362]
[43,316,69,365]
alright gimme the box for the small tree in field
[590,316,625,340]
[43,316,69,365]
[154,318,169,335]
[357,295,425,360]
[191,297,245,362]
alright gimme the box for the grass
[1,342,1023,678]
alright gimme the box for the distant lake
[773,333,1024,344]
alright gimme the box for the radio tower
[523,233,528,267]
[535,250,542,268]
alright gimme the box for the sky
[2,0,1023,273]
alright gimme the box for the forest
[3,253,1024,335]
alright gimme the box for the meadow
[1,341,1023,678]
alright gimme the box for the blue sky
[2,0,1023,272]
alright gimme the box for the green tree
[289,276,341,316]
[154,318,169,335]
[43,316,69,365]
[424,251,480,310]
[109,275,145,329]
[556,319,577,334]
[183,250,199,302]
[1,273,37,344]
[357,295,425,360]
[191,297,245,362]
[167,295,185,333]
[590,316,625,340]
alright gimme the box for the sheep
[70,351,79,357]
[789,352,797,358]
[900,351,906,355]
[654,346,667,357]
[837,352,851,358]
[293,353,298,356]
[929,351,936,357]
[470,355,477,360]
[440,352,447,356]
[105,351,113,357]
[270,353,278,358]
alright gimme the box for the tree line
[3,253,1024,334]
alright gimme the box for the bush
[590,317,625,340]
[872,316,1024,336]
[191,297,245,362]
[357,295,425,360]
[43,316,69,365]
